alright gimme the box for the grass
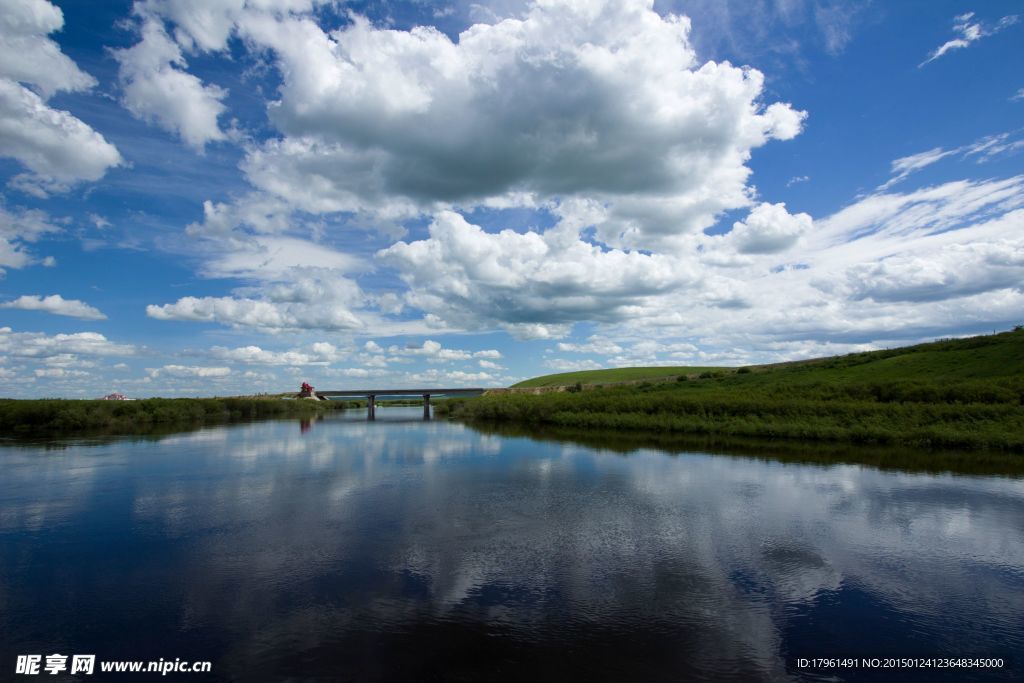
[513,366,717,387]
[437,329,1024,452]
[0,397,342,438]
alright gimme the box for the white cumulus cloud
[149,364,231,378]
[0,80,122,196]
[142,0,805,249]
[209,342,346,366]
[146,292,366,332]
[114,18,228,150]
[0,204,61,272]
[379,210,693,338]
[34,367,89,378]
[0,294,107,320]
[0,0,96,96]
[722,202,812,254]
[0,327,134,359]
[0,1,121,195]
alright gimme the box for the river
[1,408,1021,680]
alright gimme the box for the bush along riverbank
[436,329,1024,452]
[0,397,343,437]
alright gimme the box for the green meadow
[513,366,718,388]
[437,329,1024,452]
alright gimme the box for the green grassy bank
[513,366,717,388]
[0,397,341,437]
[437,329,1024,452]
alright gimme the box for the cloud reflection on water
[0,410,1021,679]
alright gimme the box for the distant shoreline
[0,397,342,438]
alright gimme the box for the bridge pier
[423,393,430,420]
[368,394,376,421]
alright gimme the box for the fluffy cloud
[720,202,811,254]
[0,1,121,195]
[0,80,123,196]
[150,198,381,333]
[34,367,90,378]
[147,251,371,333]
[405,368,496,385]
[113,18,228,150]
[0,327,134,359]
[0,0,96,96]
[712,179,1024,340]
[140,0,804,248]
[149,364,231,378]
[200,237,362,281]
[557,338,625,355]
[133,0,818,344]
[529,174,1024,362]
[358,339,503,365]
[542,358,603,372]
[209,342,346,366]
[379,210,692,338]
[114,1,330,150]
[135,0,324,52]
[185,195,294,239]
[396,340,471,361]
[0,294,106,320]
[146,292,366,332]
[0,204,61,272]
[833,219,1024,304]
[146,258,451,336]
[320,366,370,379]
[549,338,706,369]
[70,1,1023,372]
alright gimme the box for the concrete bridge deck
[315,388,485,420]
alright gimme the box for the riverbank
[0,397,341,436]
[436,329,1024,452]
[469,422,1024,476]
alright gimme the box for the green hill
[514,330,1024,389]
[438,329,1024,452]
[514,366,717,387]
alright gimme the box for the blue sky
[0,0,1022,398]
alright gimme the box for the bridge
[314,388,486,420]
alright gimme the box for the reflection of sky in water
[1,408,1022,680]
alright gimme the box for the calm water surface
[1,409,1022,681]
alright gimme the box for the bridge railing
[314,388,485,420]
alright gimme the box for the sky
[0,0,1022,398]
